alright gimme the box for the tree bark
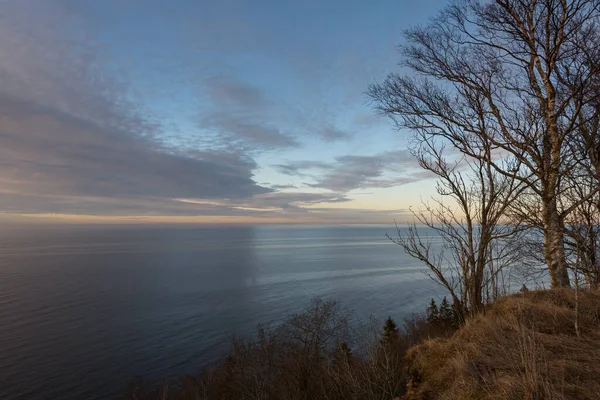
[542,197,570,287]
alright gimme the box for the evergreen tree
[426,298,439,325]
[334,342,352,366]
[380,316,399,345]
[439,297,454,326]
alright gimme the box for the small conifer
[426,298,439,324]
[381,316,399,345]
[439,297,454,326]
[335,342,352,364]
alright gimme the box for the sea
[0,224,445,400]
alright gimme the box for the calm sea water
[0,224,443,400]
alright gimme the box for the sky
[0,0,446,225]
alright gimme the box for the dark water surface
[0,224,442,400]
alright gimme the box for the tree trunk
[542,198,570,287]
[587,227,599,289]
[470,266,485,314]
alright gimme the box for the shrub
[122,297,457,400]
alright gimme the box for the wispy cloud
[205,75,269,111]
[320,126,353,142]
[168,191,408,223]
[200,76,299,150]
[201,112,299,149]
[275,150,423,192]
[273,161,334,177]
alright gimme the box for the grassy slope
[403,289,600,400]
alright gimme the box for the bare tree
[562,172,600,288]
[388,135,525,318]
[276,297,351,399]
[563,82,600,287]
[369,0,600,288]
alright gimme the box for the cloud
[268,184,298,190]
[312,151,416,192]
[0,93,269,216]
[0,1,421,223]
[273,161,333,176]
[255,192,351,208]
[200,76,299,150]
[320,126,353,141]
[184,190,411,224]
[200,75,356,149]
[0,94,268,198]
[0,1,269,216]
[177,191,350,210]
[201,112,299,149]
[275,150,422,192]
[170,191,387,222]
[204,75,269,110]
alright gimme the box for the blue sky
[0,0,445,224]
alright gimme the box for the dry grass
[403,289,600,400]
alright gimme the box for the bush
[122,297,457,400]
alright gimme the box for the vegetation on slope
[123,289,600,400]
[403,289,600,400]
[122,297,457,400]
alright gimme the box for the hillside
[403,289,600,400]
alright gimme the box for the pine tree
[439,297,454,326]
[380,316,399,345]
[334,342,352,366]
[426,298,439,325]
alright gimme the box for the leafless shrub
[121,298,457,400]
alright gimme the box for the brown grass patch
[403,289,600,400]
